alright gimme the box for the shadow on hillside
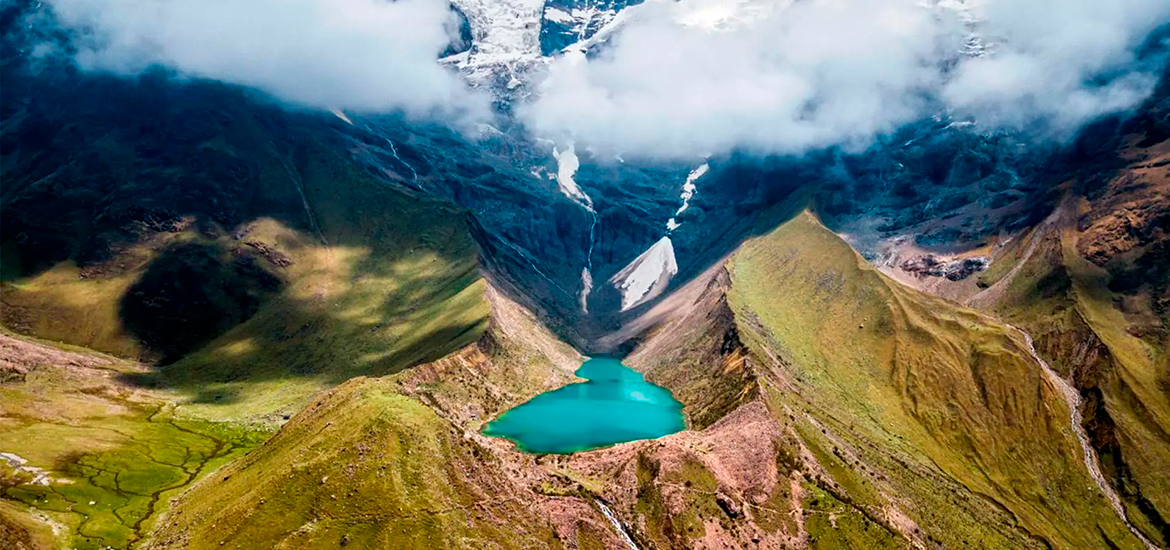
[103,148,488,398]
[0,39,488,403]
[111,206,488,400]
[115,257,488,394]
[119,242,284,365]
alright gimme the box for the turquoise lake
[483,357,685,454]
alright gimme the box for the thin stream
[1011,325,1158,550]
[596,499,640,550]
[386,140,418,181]
[581,209,598,312]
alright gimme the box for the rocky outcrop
[899,253,989,281]
[1076,149,1170,267]
[539,0,642,56]
[0,332,114,383]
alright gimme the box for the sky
[35,0,1170,160]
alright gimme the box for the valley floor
[0,332,269,550]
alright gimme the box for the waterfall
[596,499,640,550]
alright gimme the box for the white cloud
[523,0,1170,160]
[45,0,486,117]
[942,0,1168,133]
[37,0,1170,154]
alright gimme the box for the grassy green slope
[726,211,1144,549]
[1,102,498,548]
[148,377,563,550]
[980,207,1170,546]
[3,265,578,550]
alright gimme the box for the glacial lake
[483,357,685,454]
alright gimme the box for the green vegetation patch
[3,412,264,550]
[632,453,730,547]
[0,333,269,550]
[802,483,903,550]
[794,419,881,508]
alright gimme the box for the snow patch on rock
[666,162,708,231]
[580,267,594,313]
[674,0,785,31]
[609,236,678,310]
[553,144,594,210]
[675,162,707,216]
[544,7,575,23]
[449,0,547,85]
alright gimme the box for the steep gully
[1011,326,1159,550]
[958,207,1156,546]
